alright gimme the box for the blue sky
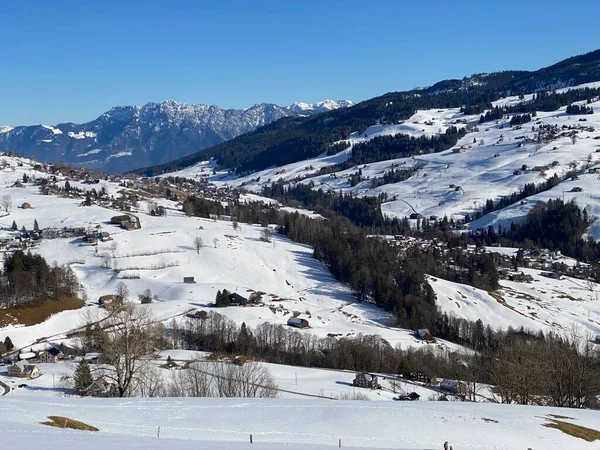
[2,0,599,125]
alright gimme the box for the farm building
[407,368,437,385]
[38,347,63,364]
[571,186,583,192]
[397,392,420,401]
[228,293,248,306]
[183,277,195,284]
[588,167,600,174]
[8,361,40,379]
[452,147,467,153]
[98,294,123,310]
[595,335,600,344]
[18,352,36,361]
[440,379,467,396]
[21,202,32,209]
[83,353,105,365]
[287,317,309,329]
[353,372,379,389]
[416,329,436,343]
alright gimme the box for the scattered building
[440,379,467,396]
[21,202,32,209]
[353,372,379,389]
[416,329,436,343]
[452,147,467,153]
[228,293,248,306]
[183,277,196,284]
[397,392,420,401]
[98,294,123,310]
[287,317,310,329]
[8,360,40,379]
[83,353,105,365]
[38,347,63,364]
[406,369,437,385]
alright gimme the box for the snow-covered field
[0,394,598,450]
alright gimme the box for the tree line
[0,251,79,307]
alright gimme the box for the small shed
[183,277,196,284]
[397,392,420,401]
[440,379,467,396]
[595,335,600,344]
[571,186,583,192]
[416,329,436,343]
[83,353,105,365]
[353,372,379,389]
[21,202,32,209]
[110,214,131,225]
[228,293,248,306]
[98,294,123,310]
[287,317,309,329]
[452,147,467,153]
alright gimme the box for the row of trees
[172,310,600,408]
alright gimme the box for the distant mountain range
[0,99,353,173]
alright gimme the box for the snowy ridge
[289,99,354,115]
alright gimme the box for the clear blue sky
[2,0,599,125]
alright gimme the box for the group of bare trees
[168,361,277,398]
[79,305,278,398]
[491,332,600,409]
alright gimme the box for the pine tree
[11,220,17,231]
[65,180,71,192]
[33,219,39,232]
[3,336,14,352]
[74,359,93,393]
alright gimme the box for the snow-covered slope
[0,154,457,353]
[168,86,600,238]
[0,395,597,450]
[429,271,600,336]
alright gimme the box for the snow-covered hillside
[0,394,598,450]
[169,85,600,239]
[0,154,459,353]
[429,270,600,336]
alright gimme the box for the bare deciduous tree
[168,361,278,398]
[1,195,12,214]
[81,304,165,397]
[194,237,203,254]
[115,281,129,302]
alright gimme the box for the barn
[228,293,248,306]
[287,317,309,329]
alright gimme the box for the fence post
[250,434,253,444]
[157,426,160,438]
[339,439,342,448]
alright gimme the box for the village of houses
[1,151,600,403]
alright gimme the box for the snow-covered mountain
[0,99,352,173]
[289,99,355,115]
